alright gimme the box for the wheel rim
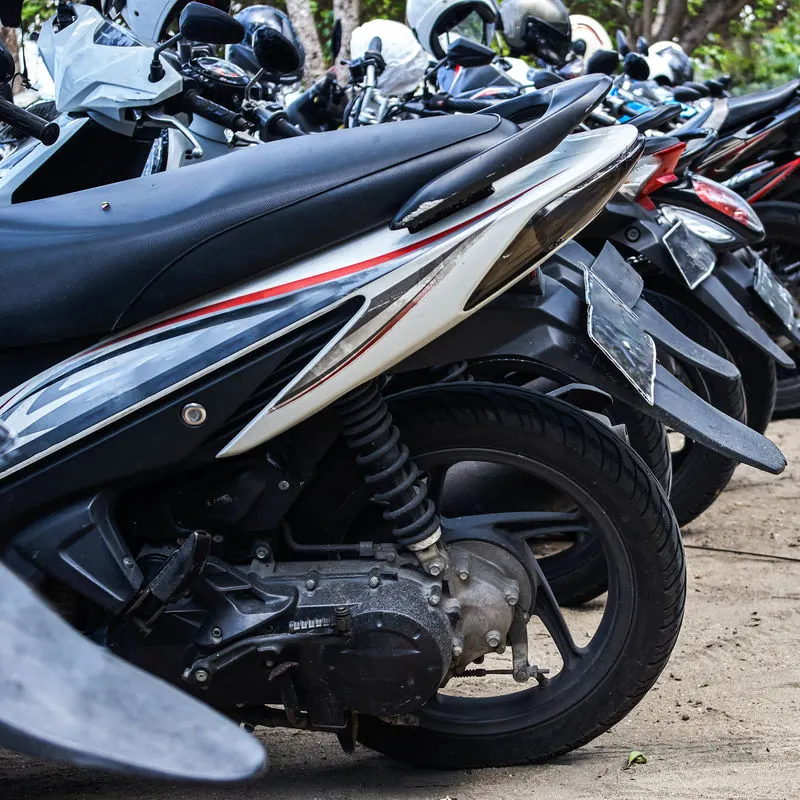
[302,443,640,735]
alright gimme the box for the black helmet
[651,41,694,85]
[227,5,305,84]
[500,0,572,65]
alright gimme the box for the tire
[292,385,686,767]
[643,290,747,526]
[395,365,672,607]
[752,201,800,417]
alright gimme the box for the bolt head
[506,595,518,606]
[265,659,275,669]
[428,591,441,606]
[122,557,134,568]
[625,226,641,242]
[513,668,529,683]
[458,569,469,581]
[278,480,290,491]
[485,630,502,648]
[452,645,463,658]
[210,627,222,639]
[428,562,442,577]
[369,575,379,588]
[255,546,270,560]
[181,403,207,427]
[193,669,210,684]
[306,578,317,591]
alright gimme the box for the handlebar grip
[272,117,304,138]
[0,97,59,145]
[183,91,249,132]
[368,36,382,53]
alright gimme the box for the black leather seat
[0,114,517,347]
[722,80,800,133]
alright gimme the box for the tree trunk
[332,0,359,84]
[653,0,687,42]
[285,0,326,80]
[679,0,748,53]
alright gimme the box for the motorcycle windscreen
[0,560,266,781]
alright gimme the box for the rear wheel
[292,386,685,767]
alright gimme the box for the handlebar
[439,96,494,113]
[0,97,59,145]
[251,104,304,139]
[182,90,249,132]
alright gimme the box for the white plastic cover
[570,14,611,58]
[351,19,429,97]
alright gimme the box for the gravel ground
[2,420,799,800]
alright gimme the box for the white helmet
[351,20,429,96]
[644,50,674,86]
[117,0,231,45]
[650,40,694,85]
[406,0,499,59]
[569,14,611,59]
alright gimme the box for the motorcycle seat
[0,114,518,348]
[721,80,800,133]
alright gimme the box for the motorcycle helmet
[351,20,428,96]
[644,50,675,86]
[499,0,572,65]
[569,14,611,59]
[651,41,694,85]
[119,0,231,45]
[406,0,499,60]
[227,6,305,85]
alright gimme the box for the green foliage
[21,0,55,31]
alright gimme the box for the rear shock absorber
[336,379,445,574]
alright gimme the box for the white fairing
[38,6,182,119]
[351,20,429,97]
[0,124,639,478]
[120,0,179,45]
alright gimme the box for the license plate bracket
[754,257,797,333]
[585,269,656,405]
[662,220,716,289]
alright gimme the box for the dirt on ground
[2,420,800,800]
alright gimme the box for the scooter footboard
[0,560,266,781]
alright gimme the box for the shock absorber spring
[336,380,439,550]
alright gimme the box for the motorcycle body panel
[0,559,267,780]
[0,125,642,517]
[38,6,182,121]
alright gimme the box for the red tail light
[619,141,686,210]
[691,174,764,232]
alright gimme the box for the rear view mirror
[615,30,630,57]
[636,35,649,56]
[253,25,303,76]
[0,38,14,85]
[532,70,564,88]
[330,18,342,61]
[585,49,619,76]
[623,52,650,81]
[446,37,495,69]
[179,2,244,45]
[0,0,22,28]
[672,85,702,103]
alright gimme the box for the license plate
[662,220,716,289]
[585,270,656,405]
[754,257,797,332]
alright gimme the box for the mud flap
[715,249,800,352]
[0,560,266,781]
[397,249,785,474]
[575,242,741,381]
[693,272,795,369]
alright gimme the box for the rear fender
[397,257,785,473]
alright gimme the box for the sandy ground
[2,420,800,800]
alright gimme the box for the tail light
[618,141,686,210]
[691,174,764,233]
